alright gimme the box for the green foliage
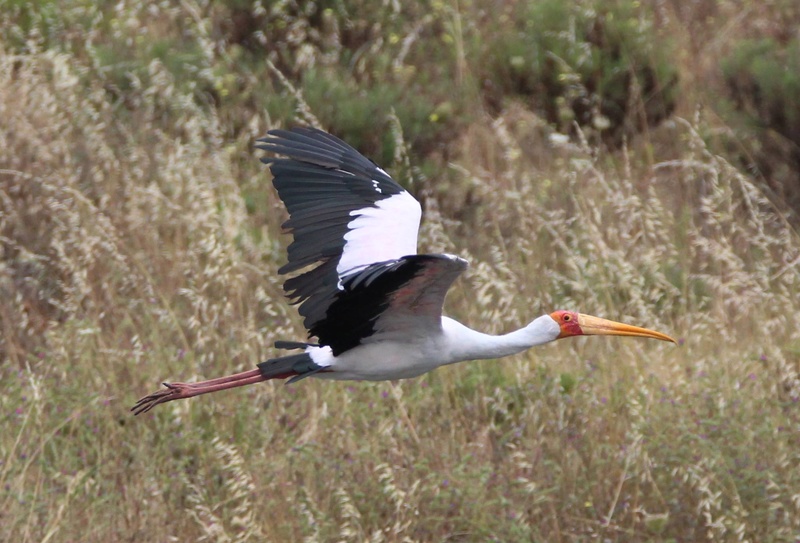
[723,38,800,139]
[482,0,678,147]
[0,0,62,52]
[721,37,800,212]
[299,70,451,167]
[208,0,476,165]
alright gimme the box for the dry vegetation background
[1,0,800,541]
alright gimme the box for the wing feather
[257,127,423,342]
[313,254,468,355]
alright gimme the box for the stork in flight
[132,127,675,414]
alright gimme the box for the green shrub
[482,0,677,147]
[723,38,800,140]
[722,38,800,214]
[227,1,478,173]
[0,0,62,52]
[299,72,417,165]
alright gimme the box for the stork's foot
[131,368,268,416]
[131,382,190,415]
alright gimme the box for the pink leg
[131,368,268,415]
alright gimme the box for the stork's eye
[563,314,571,322]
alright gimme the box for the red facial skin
[550,310,583,339]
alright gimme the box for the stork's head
[549,310,676,343]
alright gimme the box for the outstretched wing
[311,254,468,355]
[256,127,423,344]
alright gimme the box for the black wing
[312,254,468,355]
[256,127,423,342]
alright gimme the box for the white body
[308,315,561,380]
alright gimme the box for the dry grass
[2,2,800,542]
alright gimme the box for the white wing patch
[336,191,422,276]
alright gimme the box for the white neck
[441,315,560,364]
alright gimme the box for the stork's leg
[131,369,267,415]
[131,350,326,415]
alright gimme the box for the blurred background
[1,0,799,541]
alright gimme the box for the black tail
[258,351,326,384]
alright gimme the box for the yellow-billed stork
[132,127,674,415]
